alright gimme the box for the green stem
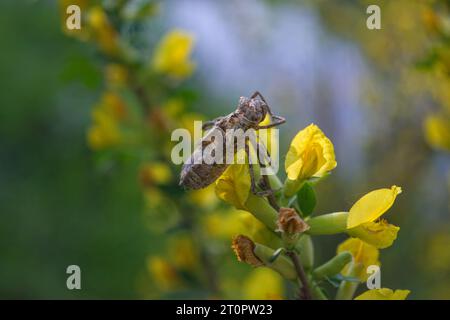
[287,250,313,300]
[253,244,297,281]
[310,279,328,300]
[284,178,304,198]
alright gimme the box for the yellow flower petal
[355,288,410,300]
[101,92,127,120]
[105,63,128,88]
[215,164,251,210]
[87,6,119,55]
[87,115,122,150]
[139,162,172,186]
[143,187,165,208]
[152,29,196,79]
[337,238,380,281]
[189,184,218,209]
[203,209,245,239]
[347,220,400,249]
[285,124,336,181]
[168,235,198,271]
[347,186,402,229]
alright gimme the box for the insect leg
[255,140,281,210]
[202,116,224,130]
[256,141,281,186]
[244,137,259,196]
[249,138,282,191]
[251,91,268,104]
[250,91,286,129]
[202,121,215,131]
[245,138,275,197]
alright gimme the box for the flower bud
[244,193,278,231]
[296,235,314,270]
[307,212,348,235]
[313,251,352,280]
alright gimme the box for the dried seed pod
[277,207,310,235]
[231,235,263,267]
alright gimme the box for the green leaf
[297,182,316,217]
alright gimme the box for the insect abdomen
[179,161,229,189]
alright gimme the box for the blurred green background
[0,0,449,299]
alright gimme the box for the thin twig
[129,73,153,114]
[198,242,220,295]
[286,250,313,300]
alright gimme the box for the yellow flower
[86,93,127,150]
[347,220,399,249]
[422,7,441,34]
[355,288,410,300]
[424,114,450,152]
[214,159,278,231]
[284,124,336,197]
[215,164,251,210]
[139,162,172,187]
[347,186,402,229]
[87,6,119,55]
[188,184,218,209]
[337,238,380,281]
[87,111,122,150]
[285,124,336,181]
[143,187,165,208]
[100,92,127,121]
[147,256,180,291]
[242,268,284,300]
[163,98,186,118]
[168,236,198,271]
[152,29,196,79]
